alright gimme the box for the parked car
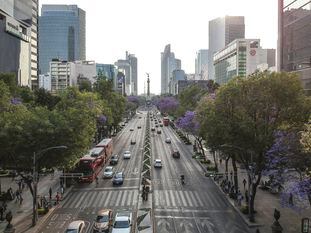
[165,138,171,143]
[110,155,119,165]
[154,159,162,168]
[160,124,163,127]
[157,130,161,134]
[172,150,180,158]
[112,172,125,185]
[103,166,114,179]
[123,151,131,159]
[93,209,113,233]
[66,220,85,233]
[112,211,132,233]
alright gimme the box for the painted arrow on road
[157,219,172,233]
[197,218,215,233]
[179,220,195,233]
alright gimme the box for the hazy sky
[40,0,278,94]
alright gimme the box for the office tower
[96,64,118,90]
[214,39,275,85]
[0,0,38,87]
[127,53,138,95]
[195,49,209,80]
[208,16,245,80]
[39,5,86,75]
[161,44,181,94]
[278,0,311,92]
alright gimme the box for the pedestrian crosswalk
[61,190,139,209]
[154,190,229,209]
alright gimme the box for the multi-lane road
[37,110,251,233]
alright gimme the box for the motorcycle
[180,175,185,185]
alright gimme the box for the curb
[20,186,73,233]
[195,158,263,228]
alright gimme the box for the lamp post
[32,146,67,227]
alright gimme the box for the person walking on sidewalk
[0,205,4,221]
[237,190,243,206]
[245,190,249,204]
[19,194,23,205]
[15,189,20,203]
[56,192,60,205]
[243,178,247,190]
[49,187,52,200]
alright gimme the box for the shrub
[37,208,49,215]
[240,205,249,214]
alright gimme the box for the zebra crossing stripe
[127,190,134,206]
[93,192,102,207]
[88,192,97,207]
[184,191,196,206]
[164,190,171,206]
[178,190,188,206]
[103,191,112,206]
[193,191,204,206]
[120,190,128,206]
[132,190,138,206]
[74,192,88,208]
[98,191,107,207]
[61,192,74,207]
[188,191,199,207]
[154,190,159,206]
[115,191,123,206]
[169,190,176,206]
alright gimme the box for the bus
[163,117,170,126]
[77,147,105,182]
[96,138,113,164]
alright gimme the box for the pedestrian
[49,187,52,200]
[237,190,243,206]
[243,178,247,190]
[18,180,22,192]
[60,185,64,195]
[15,190,20,203]
[55,192,60,205]
[21,181,25,191]
[289,193,294,206]
[19,194,23,205]
[2,201,7,213]
[230,171,233,181]
[219,158,222,164]
[95,176,99,185]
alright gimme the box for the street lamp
[32,146,67,226]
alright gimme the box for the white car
[112,212,132,233]
[103,166,114,179]
[154,159,162,168]
[165,138,171,143]
[123,151,131,159]
[65,220,85,233]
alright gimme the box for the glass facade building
[278,0,311,92]
[39,5,86,74]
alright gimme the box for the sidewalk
[0,171,65,233]
[204,150,311,233]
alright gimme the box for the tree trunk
[231,154,239,194]
[225,157,230,180]
[212,151,218,172]
[196,137,205,157]
[249,173,261,223]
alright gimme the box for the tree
[79,79,92,92]
[0,73,18,95]
[196,72,311,221]
[156,96,179,116]
[34,88,60,110]
[301,119,311,153]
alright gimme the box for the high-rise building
[213,39,275,85]
[161,44,181,94]
[0,0,38,87]
[208,16,245,80]
[170,69,186,95]
[115,52,138,95]
[39,5,86,75]
[195,49,209,80]
[278,0,311,92]
[96,63,118,90]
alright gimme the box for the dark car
[157,130,161,134]
[112,172,125,185]
[137,126,141,129]
[151,127,155,131]
[110,154,119,165]
[172,150,180,158]
[130,139,136,145]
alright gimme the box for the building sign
[5,17,30,42]
[250,49,256,56]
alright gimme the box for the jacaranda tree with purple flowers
[156,96,179,116]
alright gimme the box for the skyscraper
[161,44,181,94]
[208,16,245,80]
[195,49,209,80]
[278,0,311,92]
[0,0,38,87]
[127,53,138,95]
[39,5,86,74]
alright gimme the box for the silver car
[103,166,114,179]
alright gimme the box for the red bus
[78,147,105,182]
[96,138,113,164]
[163,117,170,126]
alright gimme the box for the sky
[40,0,278,95]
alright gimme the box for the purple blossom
[176,111,200,135]
[156,97,179,113]
[11,97,22,105]
[127,96,139,103]
[98,115,107,124]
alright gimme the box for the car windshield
[66,230,78,233]
[115,173,123,178]
[125,151,130,154]
[96,215,109,223]
[114,220,129,228]
[105,168,112,172]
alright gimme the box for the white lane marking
[188,191,199,207]
[121,190,128,206]
[115,191,123,206]
[178,190,188,207]
[127,190,134,206]
[74,192,87,208]
[184,191,194,207]
[193,191,204,207]
[154,190,159,206]
[169,190,177,206]
[103,191,112,206]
